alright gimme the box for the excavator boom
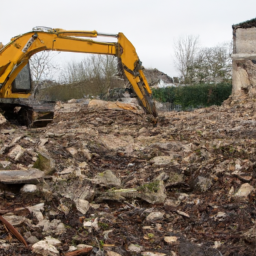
[0,27,157,126]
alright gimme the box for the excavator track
[0,98,55,127]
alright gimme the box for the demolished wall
[232,18,256,96]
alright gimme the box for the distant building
[232,18,256,95]
[143,68,177,88]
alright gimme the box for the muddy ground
[0,95,256,256]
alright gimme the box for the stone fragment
[67,147,77,156]
[58,204,70,215]
[68,246,77,252]
[106,251,122,256]
[74,199,90,214]
[1,128,15,134]
[213,212,227,221]
[176,210,190,218]
[20,184,37,193]
[0,113,6,125]
[213,241,222,249]
[58,167,74,175]
[26,203,44,222]
[155,172,169,181]
[164,198,180,207]
[103,229,113,239]
[234,183,254,197]
[139,127,148,135]
[232,171,252,182]
[54,179,94,201]
[150,156,174,166]
[164,236,179,244]
[83,217,99,232]
[79,162,88,169]
[0,169,44,184]
[0,161,11,169]
[27,236,39,245]
[39,138,49,146]
[33,151,55,175]
[2,215,26,226]
[88,99,140,112]
[141,252,166,256]
[168,172,184,185]
[243,225,256,244]
[76,244,93,250]
[38,219,61,234]
[146,212,164,222]
[82,148,92,161]
[44,236,62,246]
[32,240,59,256]
[138,180,167,204]
[8,145,25,161]
[192,176,212,192]
[94,170,121,187]
[128,244,143,253]
[55,223,66,235]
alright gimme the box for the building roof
[233,17,256,30]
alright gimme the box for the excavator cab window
[12,63,32,93]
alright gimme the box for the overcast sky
[1,0,256,77]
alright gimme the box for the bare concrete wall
[232,27,256,95]
[235,27,256,54]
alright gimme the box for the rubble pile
[0,97,256,255]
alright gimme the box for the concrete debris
[32,240,59,256]
[88,99,142,112]
[128,244,144,253]
[1,94,256,255]
[150,156,174,166]
[20,184,38,193]
[74,199,90,214]
[146,212,164,222]
[234,183,254,197]
[106,251,122,256]
[164,236,179,244]
[0,168,44,184]
[2,215,26,226]
[93,170,121,187]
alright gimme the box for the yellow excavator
[0,27,157,127]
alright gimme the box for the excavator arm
[0,27,157,120]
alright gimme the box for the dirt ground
[0,95,256,256]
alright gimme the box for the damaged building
[232,18,256,96]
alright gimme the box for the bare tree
[187,42,232,84]
[173,35,200,84]
[59,55,118,95]
[30,51,59,82]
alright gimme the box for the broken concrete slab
[0,168,44,184]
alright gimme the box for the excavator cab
[12,63,32,93]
